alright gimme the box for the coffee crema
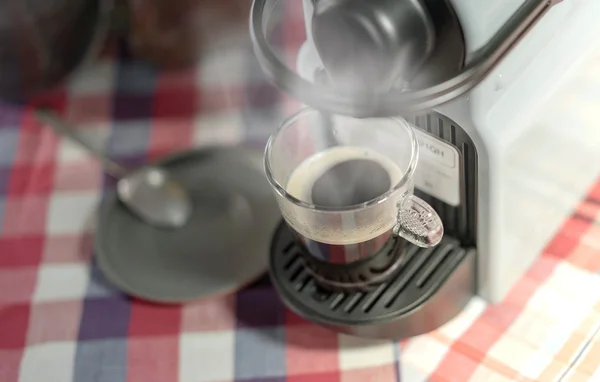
[286,146,404,246]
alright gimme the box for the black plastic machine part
[269,113,479,339]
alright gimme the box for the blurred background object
[0,0,111,104]
[127,0,252,70]
[0,0,253,106]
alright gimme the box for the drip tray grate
[269,221,476,339]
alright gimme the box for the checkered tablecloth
[1,26,600,382]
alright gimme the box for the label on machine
[413,130,461,207]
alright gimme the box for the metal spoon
[36,109,193,229]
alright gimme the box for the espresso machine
[250,0,600,339]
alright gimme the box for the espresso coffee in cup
[286,145,404,264]
[266,108,444,290]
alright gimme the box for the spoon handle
[35,109,128,178]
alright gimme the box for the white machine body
[298,0,600,303]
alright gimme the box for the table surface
[1,32,600,382]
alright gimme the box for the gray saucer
[94,147,281,303]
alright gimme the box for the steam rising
[311,159,391,207]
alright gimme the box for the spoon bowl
[36,109,193,229]
[117,167,193,228]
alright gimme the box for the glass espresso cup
[265,108,443,272]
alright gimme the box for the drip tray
[270,221,475,339]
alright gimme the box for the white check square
[547,262,600,301]
[338,335,396,370]
[193,112,244,147]
[197,46,249,87]
[487,335,538,372]
[401,335,448,374]
[179,330,235,382]
[469,365,515,382]
[34,264,89,302]
[19,342,76,382]
[46,192,99,235]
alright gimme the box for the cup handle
[395,195,444,247]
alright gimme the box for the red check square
[340,364,397,382]
[156,68,197,91]
[286,324,340,375]
[526,256,559,283]
[284,308,311,327]
[545,233,580,259]
[0,349,24,382]
[66,94,112,126]
[27,90,67,114]
[26,300,83,344]
[13,129,59,166]
[429,350,483,382]
[53,161,102,191]
[1,196,50,236]
[0,303,30,348]
[0,267,38,304]
[288,371,341,382]
[8,163,55,196]
[153,86,197,120]
[0,235,44,268]
[180,295,236,333]
[126,336,180,382]
[128,301,182,337]
[561,217,592,240]
[198,86,244,114]
[446,320,503,363]
[147,119,193,160]
[43,234,92,264]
